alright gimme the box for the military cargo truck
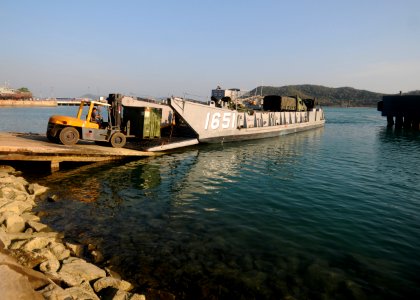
[263,95,307,112]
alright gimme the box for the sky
[1,0,419,99]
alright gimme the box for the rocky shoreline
[0,165,145,300]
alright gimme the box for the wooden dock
[0,132,158,172]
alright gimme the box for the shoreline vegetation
[0,165,147,300]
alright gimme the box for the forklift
[46,94,162,148]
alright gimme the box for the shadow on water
[33,126,420,300]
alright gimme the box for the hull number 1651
[204,112,236,130]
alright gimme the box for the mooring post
[395,116,403,129]
[403,116,412,129]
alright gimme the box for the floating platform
[0,132,159,172]
[378,95,420,129]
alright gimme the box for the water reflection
[377,126,420,144]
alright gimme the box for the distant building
[0,86,16,94]
[211,86,241,100]
[0,86,32,100]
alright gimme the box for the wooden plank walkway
[0,132,158,172]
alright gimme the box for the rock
[130,294,147,300]
[42,271,65,286]
[79,280,99,296]
[39,258,61,273]
[9,239,27,250]
[49,241,70,261]
[27,220,49,233]
[0,165,16,174]
[27,183,48,196]
[88,243,96,251]
[0,252,51,290]
[93,277,134,293]
[25,227,34,234]
[7,231,60,243]
[64,286,100,300]
[21,236,56,252]
[38,249,60,273]
[0,176,27,192]
[0,264,44,300]
[38,283,70,300]
[57,271,82,287]
[65,241,85,257]
[33,231,64,239]
[0,199,34,214]
[0,227,11,249]
[15,191,35,203]
[91,249,104,263]
[104,266,122,280]
[0,186,35,203]
[109,289,146,300]
[0,175,28,192]
[7,232,33,241]
[58,257,106,286]
[47,194,59,202]
[4,213,25,233]
[21,212,41,223]
[8,248,47,269]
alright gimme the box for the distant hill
[404,90,420,95]
[248,85,417,107]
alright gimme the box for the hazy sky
[1,0,419,99]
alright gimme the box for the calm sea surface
[1,106,419,299]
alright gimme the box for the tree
[18,87,30,93]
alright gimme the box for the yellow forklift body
[46,100,110,145]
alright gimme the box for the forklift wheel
[59,127,79,145]
[110,132,126,148]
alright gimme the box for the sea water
[1,107,419,299]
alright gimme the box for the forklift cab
[77,100,111,129]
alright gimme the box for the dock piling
[51,160,60,172]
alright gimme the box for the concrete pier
[0,132,158,172]
[378,95,420,129]
[0,100,57,107]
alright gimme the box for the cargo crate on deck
[123,107,162,139]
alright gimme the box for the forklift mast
[108,93,123,129]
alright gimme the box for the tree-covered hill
[248,85,407,107]
[405,90,420,95]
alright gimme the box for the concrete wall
[0,100,57,107]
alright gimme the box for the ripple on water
[32,108,420,299]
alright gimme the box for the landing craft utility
[168,88,325,143]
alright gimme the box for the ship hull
[169,97,325,144]
[199,122,324,143]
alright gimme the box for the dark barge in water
[377,95,420,129]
